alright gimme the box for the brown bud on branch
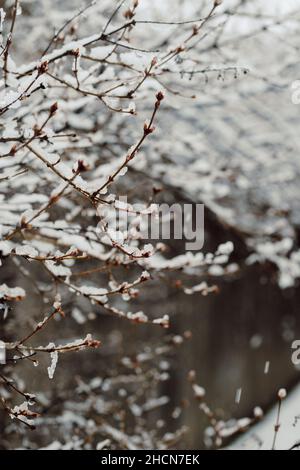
[50,102,58,115]
[37,60,49,75]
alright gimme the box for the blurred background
[1,0,300,449]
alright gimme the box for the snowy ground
[229,384,300,450]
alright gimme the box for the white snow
[229,384,300,450]
[0,284,26,300]
[47,347,58,380]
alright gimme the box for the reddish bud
[72,48,80,57]
[144,123,155,135]
[50,102,58,115]
[153,186,163,195]
[9,145,17,156]
[156,91,164,101]
[151,57,158,67]
[124,8,134,19]
[37,60,49,75]
[74,159,90,173]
